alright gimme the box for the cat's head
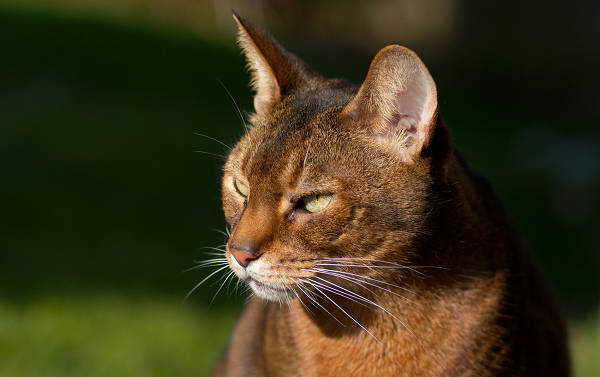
[222,14,451,302]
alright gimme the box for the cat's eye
[234,178,249,197]
[302,193,333,213]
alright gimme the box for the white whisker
[306,268,413,302]
[202,246,227,253]
[244,292,254,304]
[311,276,415,339]
[212,228,229,237]
[317,258,447,275]
[184,259,229,272]
[194,150,226,160]
[314,267,411,291]
[296,282,345,326]
[184,264,231,301]
[309,278,373,310]
[217,79,249,134]
[292,288,314,316]
[193,132,232,150]
[303,137,312,168]
[210,270,236,305]
[305,279,381,343]
[309,268,377,294]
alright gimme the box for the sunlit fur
[205,14,570,377]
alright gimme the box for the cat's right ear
[233,13,314,116]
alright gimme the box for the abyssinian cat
[211,14,569,377]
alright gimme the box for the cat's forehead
[242,85,357,179]
[266,83,356,133]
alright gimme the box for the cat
[210,13,570,377]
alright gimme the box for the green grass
[569,311,600,377]
[0,295,240,377]
[0,295,597,377]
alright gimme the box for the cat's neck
[272,265,507,376]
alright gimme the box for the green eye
[302,193,333,213]
[234,178,249,197]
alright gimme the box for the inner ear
[395,72,429,132]
[387,71,432,146]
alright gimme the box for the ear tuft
[233,14,316,116]
[233,13,280,114]
[343,45,438,162]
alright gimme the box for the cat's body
[211,14,569,377]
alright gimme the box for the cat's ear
[233,13,314,115]
[342,45,442,163]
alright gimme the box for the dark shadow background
[0,0,598,374]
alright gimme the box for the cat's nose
[229,243,260,268]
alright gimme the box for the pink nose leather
[230,248,258,267]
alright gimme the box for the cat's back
[465,163,570,376]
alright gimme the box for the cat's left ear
[233,13,315,116]
[342,45,447,164]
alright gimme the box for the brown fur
[212,14,569,377]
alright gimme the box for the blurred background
[0,0,598,376]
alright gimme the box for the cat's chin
[248,279,294,303]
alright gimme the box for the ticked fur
[209,14,570,377]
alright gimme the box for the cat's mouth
[227,255,298,302]
[247,278,295,302]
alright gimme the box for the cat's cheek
[288,211,319,230]
[221,190,245,224]
[225,207,243,229]
[288,217,331,252]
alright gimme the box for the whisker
[312,276,417,341]
[296,282,345,326]
[189,260,228,268]
[305,279,381,343]
[318,258,448,275]
[192,255,227,262]
[194,256,226,263]
[308,268,377,295]
[309,267,416,296]
[319,257,408,265]
[226,279,235,296]
[292,287,314,316]
[217,79,249,134]
[202,246,227,253]
[313,263,443,277]
[194,251,227,263]
[234,275,244,294]
[193,132,232,150]
[314,263,413,269]
[184,264,231,301]
[316,276,419,341]
[194,150,227,160]
[211,228,229,237]
[306,276,426,362]
[306,268,412,302]
[308,278,373,310]
[210,270,236,305]
[195,254,226,261]
[283,288,292,305]
[184,259,229,272]
[303,137,312,168]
